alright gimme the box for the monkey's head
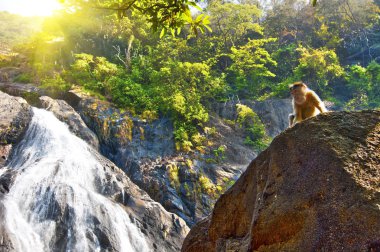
[289,82,308,96]
[290,82,308,104]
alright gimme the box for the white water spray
[1,108,150,252]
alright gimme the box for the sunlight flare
[0,0,62,16]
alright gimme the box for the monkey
[288,81,327,127]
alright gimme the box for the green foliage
[344,61,380,109]
[106,76,152,113]
[208,2,263,47]
[213,145,226,162]
[62,0,210,37]
[167,163,180,189]
[40,74,72,98]
[236,104,271,151]
[228,38,277,98]
[198,174,217,195]
[148,61,227,151]
[14,73,32,83]
[293,46,344,96]
[68,53,119,93]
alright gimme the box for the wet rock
[183,110,380,252]
[0,145,11,168]
[0,202,14,252]
[0,83,43,107]
[39,96,99,149]
[0,91,32,146]
[92,152,190,251]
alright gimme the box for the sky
[0,0,62,16]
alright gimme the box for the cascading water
[0,108,150,252]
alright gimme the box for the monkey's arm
[310,91,327,113]
[292,107,303,126]
[316,102,327,113]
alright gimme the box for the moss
[21,92,40,107]
[167,163,180,190]
[183,182,191,197]
[185,159,193,168]
[139,126,145,141]
[199,174,216,196]
[115,116,133,143]
[141,110,158,122]
[223,119,236,127]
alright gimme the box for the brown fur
[289,82,327,127]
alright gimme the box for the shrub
[40,74,71,98]
[236,104,271,151]
[14,73,32,83]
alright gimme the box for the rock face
[76,96,176,162]
[0,91,32,144]
[85,151,190,251]
[0,91,32,167]
[0,95,189,251]
[213,99,293,137]
[39,96,100,149]
[251,99,293,137]
[73,94,256,226]
[182,110,380,252]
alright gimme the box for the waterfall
[1,108,150,252]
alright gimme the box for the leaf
[202,17,210,25]
[195,14,204,23]
[312,0,317,6]
[160,28,166,38]
[204,24,212,32]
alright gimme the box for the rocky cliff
[0,83,292,227]
[0,91,189,251]
[182,110,380,251]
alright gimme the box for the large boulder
[0,91,32,144]
[0,91,32,167]
[182,110,380,252]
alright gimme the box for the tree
[61,0,211,36]
[228,38,277,98]
[293,46,344,96]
